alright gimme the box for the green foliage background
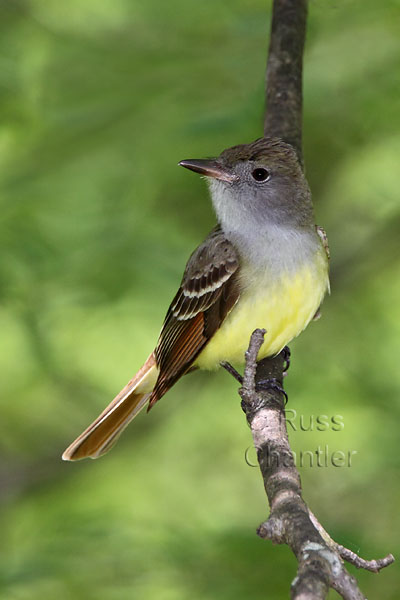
[1,1,399,598]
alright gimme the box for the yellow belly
[194,262,329,370]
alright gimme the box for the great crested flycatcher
[62,137,330,461]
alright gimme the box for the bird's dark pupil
[252,168,269,182]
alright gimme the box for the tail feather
[62,353,158,461]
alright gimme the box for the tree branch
[233,2,395,596]
[264,0,307,162]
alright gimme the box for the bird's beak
[179,159,238,182]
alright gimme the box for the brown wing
[149,226,240,408]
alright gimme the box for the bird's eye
[251,167,270,182]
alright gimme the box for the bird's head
[179,137,313,232]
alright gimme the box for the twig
[308,510,395,574]
[238,330,394,600]
[337,546,394,574]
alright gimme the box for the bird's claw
[256,377,288,404]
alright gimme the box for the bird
[62,137,330,461]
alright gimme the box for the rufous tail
[62,353,158,461]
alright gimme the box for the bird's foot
[282,346,291,376]
[256,377,288,405]
[220,361,243,385]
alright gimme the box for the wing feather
[149,227,240,408]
